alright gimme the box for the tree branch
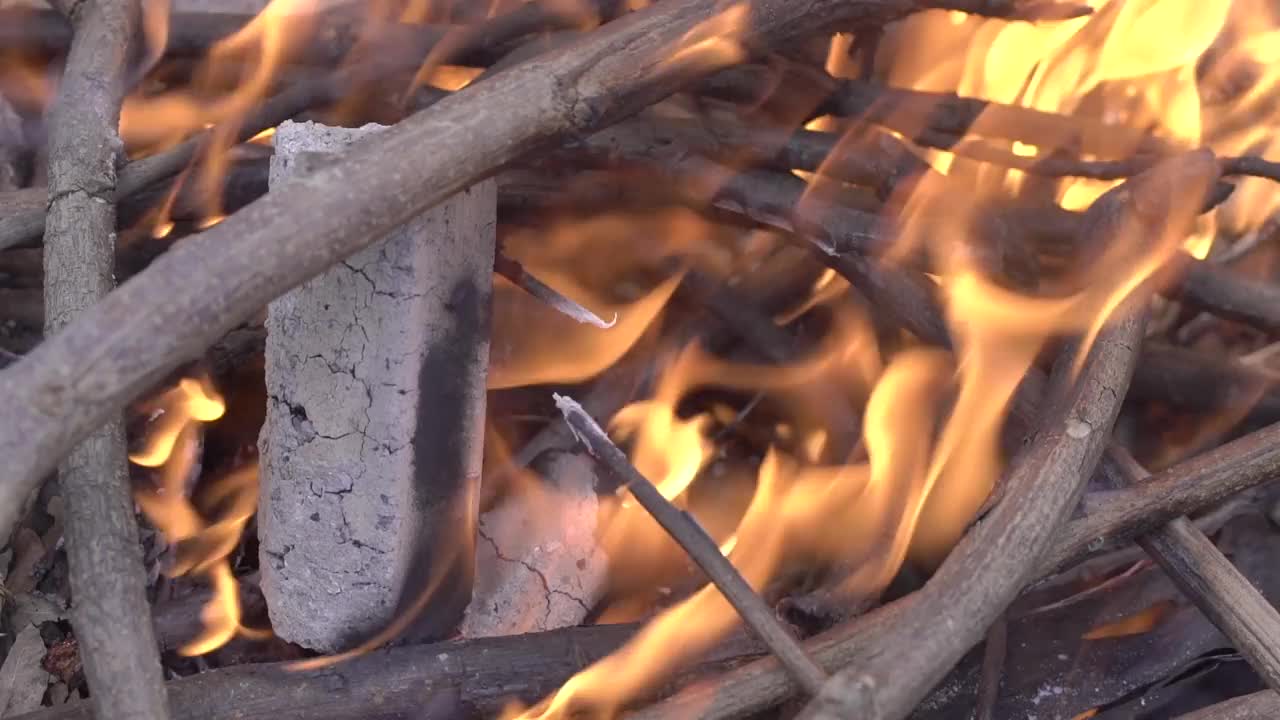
[39,0,169,719]
[10,622,765,720]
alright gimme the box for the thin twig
[554,392,829,695]
[701,64,1169,160]
[495,253,616,328]
[1041,419,1280,576]
[40,0,169,718]
[1094,445,1280,693]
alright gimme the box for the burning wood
[4,0,1280,719]
[462,451,608,638]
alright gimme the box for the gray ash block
[258,120,494,652]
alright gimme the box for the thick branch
[40,1,169,719]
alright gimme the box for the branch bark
[0,0,1016,561]
[39,0,169,719]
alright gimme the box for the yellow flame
[131,377,262,655]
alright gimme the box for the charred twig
[890,129,1280,185]
[555,393,829,694]
[676,269,862,462]
[1099,445,1280,694]
[0,64,353,251]
[495,253,616,328]
[644,152,1280,416]
[1173,259,1280,334]
[151,575,266,653]
[0,0,1012,550]
[39,1,169,719]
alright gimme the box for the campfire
[3,0,1280,718]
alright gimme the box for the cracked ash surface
[258,121,494,652]
[462,453,608,638]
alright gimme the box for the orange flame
[130,377,265,655]
[1082,600,1175,639]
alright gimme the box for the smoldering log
[258,120,494,651]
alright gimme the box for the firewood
[38,0,169,718]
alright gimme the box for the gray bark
[40,0,169,718]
